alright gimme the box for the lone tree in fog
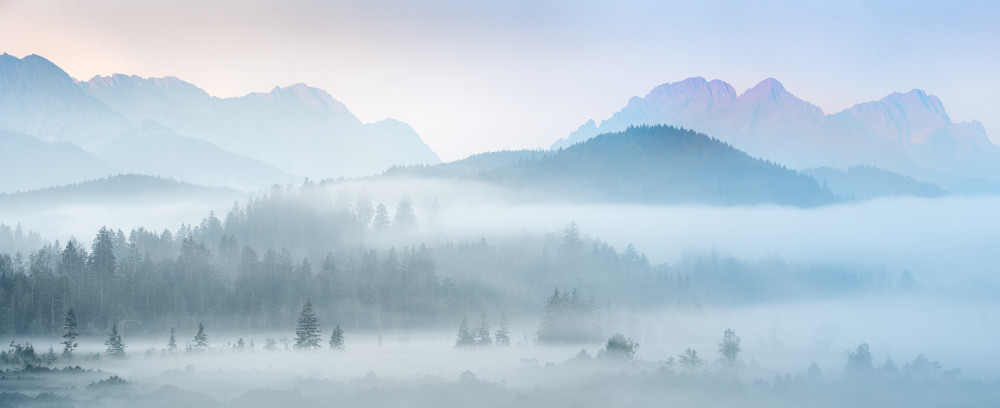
[354,194,375,228]
[61,309,79,359]
[494,314,511,347]
[167,328,177,353]
[294,299,322,350]
[600,333,639,361]
[193,323,209,350]
[373,203,390,231]
[329,325,345,350]
[679,348,704,372]
[105,324,126,358]
[474,313,492,347]
[394,197,418,231]
[455,316,475,347]
[845,343,875,375]
[718,328,741,369]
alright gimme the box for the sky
[1,0,997,161]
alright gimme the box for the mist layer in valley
[2,174,999,407]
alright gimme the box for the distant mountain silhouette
[554,77,1000,188]
[96,121,299,190]
[0,54,132,149]
[802,166,946,200]
[82,74,441,178]
[0,130,118,193]
[0,53,441,185]
[0,174,240,206]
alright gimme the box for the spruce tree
[455,316,474,347]
[329,325,345,350]
[105,324,126,358]
[394,197,418,230]
[294,299,322,350]
[474,313,492,347]
[167,328,177,353]
[373,204,390,231]
[494,314,511,347]
[61,309,79,359]
[193,323,209,350]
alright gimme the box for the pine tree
[294,299,322,350]
[455,316,474,347]
[354,194,375,229]
[329,325,345,350]
[167,328,177,353]
[193,323,209,350]
[105,324,126,358]
[88,227,117,276]
[494,314,511,347]
[394,197,418,230]
[474,313,492,347]
[373,204,390,231]
[61,309,79,359]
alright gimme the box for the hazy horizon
[2,0,998,161]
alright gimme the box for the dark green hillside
[484,125,837,206]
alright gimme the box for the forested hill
[0,174,240,205]
[478,125,838,207]
[383,149,549,179]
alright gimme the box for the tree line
[0,184,901,337]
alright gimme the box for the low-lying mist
[325,178,1000,287]
[4,293,998,408]
[2,177,998,407]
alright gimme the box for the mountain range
[0,53,440,191]
[553,77,1000,188]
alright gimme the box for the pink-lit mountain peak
[845,89,955,143]
[739,78,790,104]
[644,77,737,103]
[734,78,825,120]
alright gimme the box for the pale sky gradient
[1,0,997,161]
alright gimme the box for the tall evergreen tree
[105,324,126,358]
[474,313,492,347]
[394,197,418,230]
[455,316,474,347]
[494,314,511,347]
[88,226,117,276]
[167,328,177,353]
[329,324,345,350]
[354,194,375,229]
[193,323,209,350]
[373,203,390,231]
[58,240,86,277]
[294,299,322,350]
[60,309,79,359]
